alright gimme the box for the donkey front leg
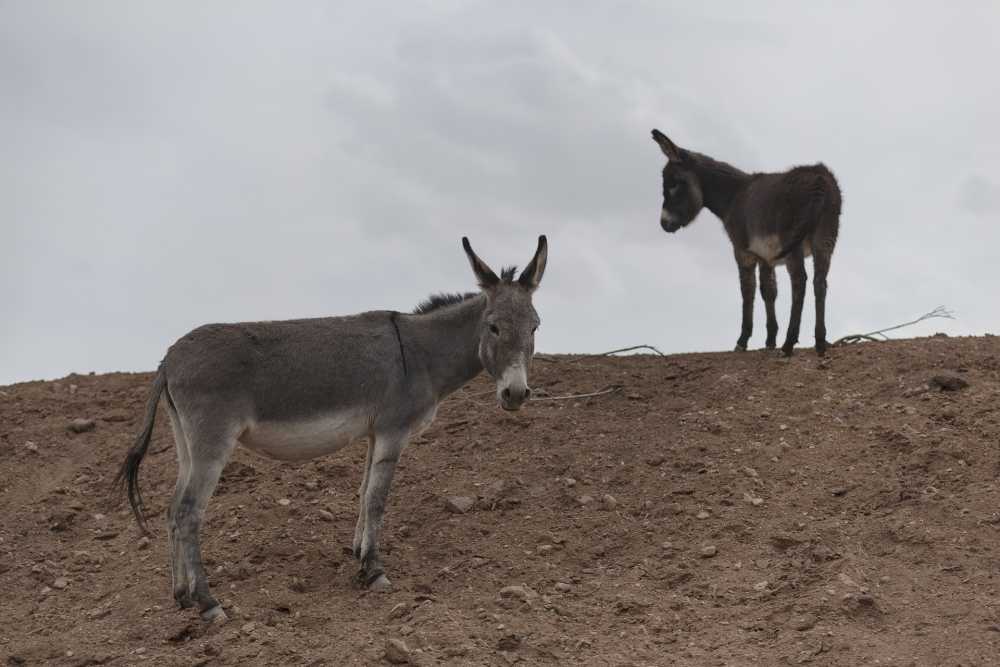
[759,263,779,349]
[782,252,808,357]
[735,261,756,351]
[352,436,374,560]
[813,249,831,356]
[357,431,407,591]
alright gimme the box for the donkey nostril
[523,387,531,399]
[501,388,511,401]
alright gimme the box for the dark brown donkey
[651,129,841,356]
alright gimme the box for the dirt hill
[1,335,999,666]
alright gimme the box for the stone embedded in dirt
[497,633,521,651]
[102,411,130,422]
[696,510,711,519]
[52,577,68,589]
[137,536,151,550]
[241,622,256,635]
[445,496,475,514]
[790,613,818,631]
[930,374,969,392]
[563,477,577,487]
[277,498,291,506]
[752,580,769,592]
[536,544,554,554]
[388,602,410,620]
[318,510,335,522]
[601,494,617,510]
[25,441,38,453]
[699,546,718,558]
[646,455,666,467]
[384,638,411,664]
[830,486,850,497]
[499,585,538,604]
[554,582,572,593]
[743,492,764,506]
[67,418,96,434]
[577,494,594,506]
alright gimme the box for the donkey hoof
[781,347,795,358]
[367,574,393,592]
[733,344,747,353]
[200,605,229,624]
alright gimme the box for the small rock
[696,509,711,520]
[67,418,96,434]
[536,544,554,554]
[40,586,52,595]
[137,536,151,550]
[601,494,617,510]
[699,546,718,558]
[497,633,521,651]
[743,492,764,506]
[830,486,850,497]
[388,602,410,620]
[445,496,475,514]
[646,455,666,467]
[276,498,291,507]
[499,585,538,603]
[563,477,577,488]
[753,580,769,592]
[52,577,69,589]
[577,494,594,506]
[554,582,572,593]
[318,510,335,522]
[384,638,411,664]
[241,622,256,635]
[791,613,817,630]
[25,441,38,453]
[930,374,968,392]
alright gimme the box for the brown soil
[2,336,1000,666]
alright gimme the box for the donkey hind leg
[172,424,237,622]
[759,263,779,349]
[735,262,757,351]
[812,247,832,356]
[357,430,407,591]
[352,436,374,559]
[782,250,809,357]
[166,404,193,609]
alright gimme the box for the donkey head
[462,236,547,411]
[651,129,704,233]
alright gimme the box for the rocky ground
[2,335,1000,666]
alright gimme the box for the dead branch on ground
[833,306,955,346]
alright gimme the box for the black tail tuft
[111,365,167,535]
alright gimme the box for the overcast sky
[3,2,998,385]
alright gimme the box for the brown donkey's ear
[651,129,683,161]
[517,235,547,291]
[462,237,501,289]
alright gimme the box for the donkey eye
[532,325,539,333]
[668,184,682,197]
[489,324,500,336]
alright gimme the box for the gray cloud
[3,2,998,384]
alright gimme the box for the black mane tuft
[500,266,518,282]
[413,292,478,315]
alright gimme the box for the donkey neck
[402,294,488,400]
[689,153,751,220]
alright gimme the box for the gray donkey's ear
[517,235,547,291]
[462,237,500,289]
[651,128,683,161]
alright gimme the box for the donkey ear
[517,235,547,291]
[462,237,500,289]
[651,128,683,161]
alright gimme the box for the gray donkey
[652,129,841,356]
[115,236,547,622]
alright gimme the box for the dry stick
[565,344,667,363]
[530,386,621,402]
[833,306,955,347]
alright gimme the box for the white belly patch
[239,411,371,461]
[748,234,812,266]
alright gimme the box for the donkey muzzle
[497,365,531,411]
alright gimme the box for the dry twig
[530,386,621,402]
[833,306,955,346]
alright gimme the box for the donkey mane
[682,151,750,180]
[412,266,520,315]
[413,292,478,315]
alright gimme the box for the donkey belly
[748,234,812,266]
[238,411,371,461]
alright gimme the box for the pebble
[577,494,594,506]
[753,580,769,592]
[601,494,617,510]
[696,510,711,520]
[384,638,411,664]
[564,477,577,487]
[930,374,968,392]
[554,582,572,593]
[318,510,335,522]
[445,496,475,514]
[646,455,666,467]
[137,536,151,550]
[499,585,538,602]
[67,418,96,434]
[277,498,291,507]
[791,613,817,630]
[241,622,256,635]
[699,546,718,558]
[52,577,68,589]
[25,441,38,453]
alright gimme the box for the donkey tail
[112,364,167,535]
